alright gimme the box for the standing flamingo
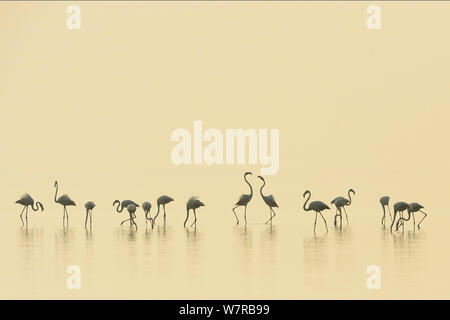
[142,201,152,228]
[152,195,174,227]
[84,201,95,228]
[125,204,138,230]
[379,196,392,226]
[15,193,44,226]
[396,202,428,230]
[54,181,76,226]
[113,200,139,227]
[232,172,253,225]
[331,188,355,226]
[390,201,410,232]
[257,176,279,225]
[303,190,330,233]
[184,197,205,228]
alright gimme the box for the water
[0,203,446,299]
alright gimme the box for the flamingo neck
[303,192,311,211]
[259,179,265,199]
[348,190,353,205]
[54,183,58,203]
[244,174,253,198]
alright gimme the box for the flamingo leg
[343,206,349,224]
[333,208,338,226]
[132,215,138,230]
[183,209,190,228]
[390,210,397,232]
[270,208,276,224]
[387,205,393,222]
[66,207,69,226]
[19,206,25,226]
[417,210,428,229]
[319,212,328,233]
[163,205,167,226]
[190,209,197,227]
[381,205,386,225]
[412,212,416,228]
[337,207,343,229]
[264,207,274,224]
[25,206,29,226]
[85,210,89,228]
[314,212,318,232]
[244,205,247,225]
[232,206,240,225]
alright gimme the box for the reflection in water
[234,225,252,274]
[260,225,277,266]
[303,234,328,288]
[186,228,201,273]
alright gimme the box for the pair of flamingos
[379,196,428,232]
[232,172,354,232]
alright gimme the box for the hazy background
[0,2,449,299]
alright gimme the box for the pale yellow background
[0,2,449,299]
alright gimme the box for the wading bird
[257,176,279,225]
[380,196,392,226]
[303,190,330,233]
[152,195,174,227]
[331,188,355,226]
[54,181,76,226]
[15,193,44,226]
[142,201,152,228]
[125,204,138,230]
[184,197,205,228]
[232,172,253,225]
[396,202,428,230]
[113,199,139,226]
[390,201,410,232]
[84,201,95,228]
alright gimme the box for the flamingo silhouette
[84,201,95,228]
[126,204,138,230]
[390,201,410,232]
[396,202,428,230]
[113,200,139,227]
[184,197,205,228]
[303,190,330,233]
[54,181,76,226]
[232,172,253,225]
[331,188,355,226]
[152,195,174,227]
[142,201,152,228]
[257,176,279,225]
[379,196,392,226]
[15,193,44,226]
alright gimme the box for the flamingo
[232,172,253,225]
[142,201,152,228]
[379,196,392,226]
[184,197,205,228]
[396,202,428,230]
[113,200,139,227]
[54,181,76,226]
[84,201,95,228]
[15,193,44,226]
[257,176,279,225]
[152,195,174,227]
[390,201,410,232]
[331,188,355,226]
[126,204,138,230]
[303,190,330,233]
